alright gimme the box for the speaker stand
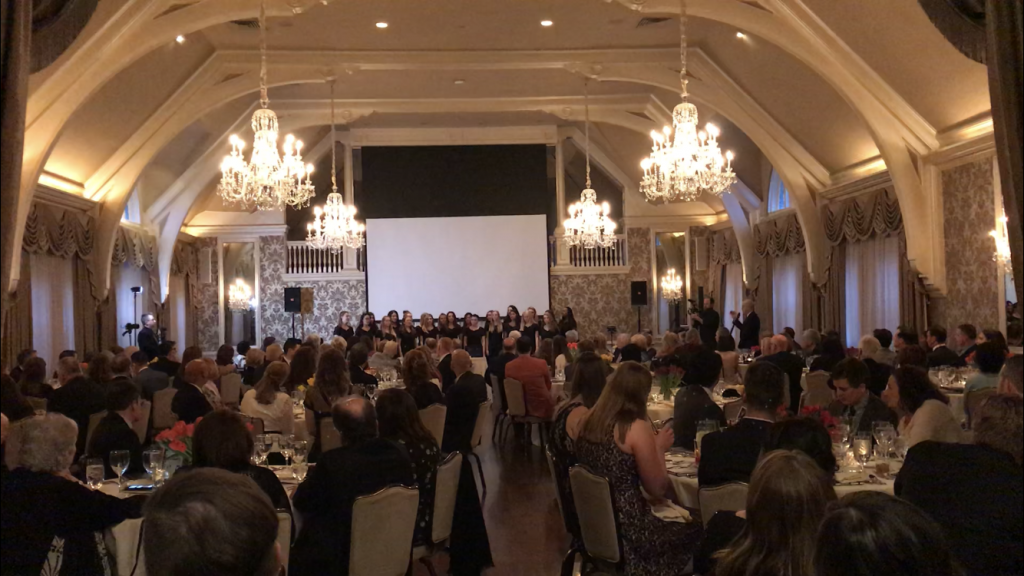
[635,306,642,334]
[291,313,297,340]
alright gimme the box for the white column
[554,140,569,267]
[343,143,358,270]
[684,228,693,303]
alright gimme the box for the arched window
[767,169,791,213]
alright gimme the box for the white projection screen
[366,215,550,316]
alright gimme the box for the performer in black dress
[399,317,420,356]
[332,311,355,341]
[540,310,561,341]
[503,306,522,337]
[355,313,378,346]
[464,315,486,358]
[521,307,541,354]
[379,317,399,343]
[443,312,463,340]
[485,311,504,358]
[418,313,439,344]
[558,307,578,335]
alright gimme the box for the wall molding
[33,185,97,214]
[184,225,289,238]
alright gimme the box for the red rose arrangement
[799,405,839,429]
[155,419,200,464]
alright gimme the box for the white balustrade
[548,234,629,273]
[285,242,363,280]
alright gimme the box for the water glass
[292,462,308,483]
[143,448,165,484]
[110,450,130,487]
[853,433,872,465]
[830,428,851,459]
[291,440,308,464]
[894,436,910,460]
[85,458,105,489]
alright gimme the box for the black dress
[502,319,521,338]
[394,436,441,546]
[399,329,419,356]
[465,328,486,358]
[354,326,377,342]
[576,427,703,576]
[486,328,503,358]
[520,323,540,353]
[539,326,560,341]
[381,330,398,343]
[333,325,355,340]
[418,327,440,343]
[442,326,464,341]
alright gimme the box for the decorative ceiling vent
[230,19,261,29]
[636,17,672,28]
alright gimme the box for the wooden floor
[413,439,569,576]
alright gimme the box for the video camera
[122,323,140,337]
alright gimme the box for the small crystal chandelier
[662,268,683,303]
[991,216,1012,274]
[640,0,737,204]
[563,80,617,250]
[218,0,315,212]
[306,79,366,253]
[228,278,253,312]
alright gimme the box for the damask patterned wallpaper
[258,236,367,342]
[690,227,710,302]
[549,227,654,337]
[195,237,221,352]
[937,159,999,330]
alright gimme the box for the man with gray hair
[730,299,761,350]
[999,355,1023,398]
[47,357,107,460]
[800,329,822,359]
[565,330,579,345]
[291,396,413,576]
[858,335,893,397]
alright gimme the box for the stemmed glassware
[830,427,851,460]
[110,450,130,489]
[279,436,294,467]
[253,434,270,466]
[143,448,165,486]
[872,421,896,461]
[853,433,873,465]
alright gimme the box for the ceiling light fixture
[306,79,366,254]
[175,35,186,44]
[736,32,746,39]
[662,269,683,303]
[228,278,254,312]
[376,21,389,29]
[541,20,554,27]
[640,0,737,204]
[991,216,1012,274]
[563,79,617,251]
[454,79,466,85]
[218,0,315,212]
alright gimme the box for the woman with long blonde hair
[576,362,703,575]
[241,361,294,435]
[418,313,439,343]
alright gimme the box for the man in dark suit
[131,351,168,402]
[347,345,379,389]
[170,360,213,424]
[445,351,489,453]
[926,326,963,368]
[756,335,805,413]
[9,349,35,385]
[698,362,784,486]
[956,323,978,365]
[895,395,1023,576]
[437,337,457,393]
[691,298,721,349]
[87,380,145,479]
[827,358,898,435]
[674,348,726,450]
[729,300,761,351]
[150,341,180,379]
[485,337,517,409]
[47,357,107,461]
[109,354,134,386]
[291,397,414,576]
[137,313,160,362]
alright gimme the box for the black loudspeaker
[284,288,302,313]
[630,281,649,307]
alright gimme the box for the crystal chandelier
[218,0,315,212]
[640,0,737,204]
[991,216,1012,274]
[228,278,253,312]
[563,80,617,250]
[662,268,683,303]
[306,80,366,253]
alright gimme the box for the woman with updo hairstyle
[403,349,444,410]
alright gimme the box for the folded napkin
[651,501,693,524]
[835,471,870,485]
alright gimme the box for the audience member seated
[171,360,214,425]
[673,347,726,450]
[999,355,1023,398]
[716,332,740,383]
[576,363,702,574]
[291,397,414,576]
[190,410,291,513]
[240,362,294,435]
[86,352,116,387]
[444,351,488,453]
[347,345,379,389]
[1,373,35,422]
[143,468,281,576]
[199,358,225,410]
[978,328,1009,352]
[814,492,961,576]
[403,349,445,410]
[611,333,631,363]
[48,357,108,459]
[282,346,317,394]
[0,414,142,574]
[769,417,837,478]
[437,337,457,392]
[926,326,963,368]
[699,362,784,486]
[857,335,893,397]
[895,395,1022,576]
[552,335,570,371]
[757,334,805,413]
[882,366,962,447]
[368,341,401,374]
[800,329,822,360]
[956,323,979,364]
[87,380,146,479]
[894,328,920,353]
[486,337,517,394]
[828,358,898,435]
[241,348,266,387]
[505,337,555,420]
[151,341,181,378]
[376,388,441,546]
[265,343,284,364]
[131,351,168,403]
[215,345,237,378]
[710,451,837,576]
[871,329,896,366]
[966,341,1007,396]
[8,349,35,385]
[17,357,50,400]
[283,338,302,364]
[896,344,929,369]
[809,336,846,374]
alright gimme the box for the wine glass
[853,433,872,465]
[143,448,165,485]
[85,458,105,489]
[291,439,308,465]
[279,436,294,467]
[254,434,270,466]
[110,450,130,488]
[830,428,851,460]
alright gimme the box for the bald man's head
[452,350,473,377]
[503,338,516,353]
[331,396,377,446]
[771,335,790,354]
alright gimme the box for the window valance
[709,229,743,265]
[170,242,198,278]
[823,187,903,245]
[22,203,95,259]
[111,226,157,271]
[754,213,805,257]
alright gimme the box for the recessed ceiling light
[541,20,554,27]
[736,32,746,39]
[454,79,466,85]
[376,22,389,29]
[175,35,186,44]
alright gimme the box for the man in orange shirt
[505,337,554,419]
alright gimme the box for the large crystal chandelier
[662,268,683,303]
[640,0,737,204]
[306,80,366,253]
[228,278,253,312]
[563,80,617,250]
[218,0,315,212]
[991,216,1012,274]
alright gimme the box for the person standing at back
[729,300,760,351]
[691,298,721,349]
[137,313,160,361]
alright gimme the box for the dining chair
[412,452,463,576]
[133,400,152,443]
[723,399,745,423]
[503,378,549,448]
[965,387,998,429]
[219,373,243,407]
[546,445,583,576]
[320,418,342,453]
[349,485,420,576]
[418,404,447,448]
[276,511,292,575]
[489,374,510,445]
[471,358,488,376]
[800,371,834,411]
[469,401,492,501]
[152,387,177,430]
[569,464,625,576]
[698,482,749,528]
[84,410,106,453]
[110,517,146,576]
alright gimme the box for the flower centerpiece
[653,365,683,401]
[154,419,199,466]
[799,405,839,429]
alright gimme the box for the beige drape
[73,258,98,355]
[899,233,930,335]
[749,254,774,339]
[1,254,32,370]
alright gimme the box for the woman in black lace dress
[576,362,703,576]
[376,388,441,546]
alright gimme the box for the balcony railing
[285,242,363,280]
[548,234,629,272]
